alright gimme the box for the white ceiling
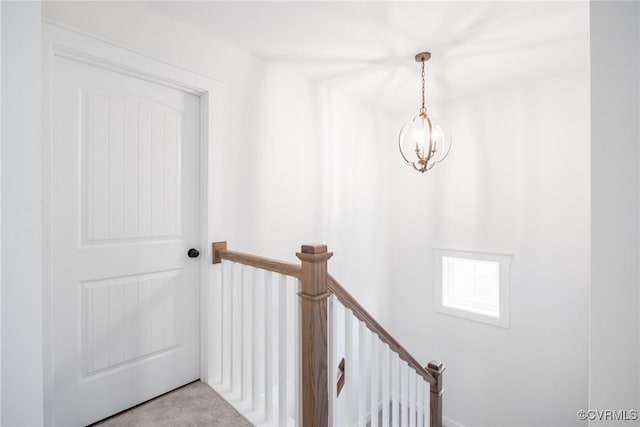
[149,1,589,114]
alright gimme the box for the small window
[434,249,511,328]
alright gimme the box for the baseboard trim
[444,415,466,427]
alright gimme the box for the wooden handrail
[212,242,302,278]
[327,274,436,386]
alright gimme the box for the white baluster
[358,321,368,427]
[220,260,229,387]
[270,273,280,422]
[328,295,338,426]
[391,352,399,427]
[212,259,223,384]
[239,265,246,401]
[401,362,409,427]
[264,271,273,421]
[243,267,253,405]
[381,344,390,427]
[417,376,424,427]
[251,268,259,412]
[288,276,297,424]
[278,274,288,425]
[424,381,430,427]
[345,309,356,426]
[232,262,241,394]
[409,370,416,427]
[370,335,379,427]
[224,261,234,390]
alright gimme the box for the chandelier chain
[420,60,426,114]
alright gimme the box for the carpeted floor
[91,381,253,427]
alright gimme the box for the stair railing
[211,242,444,427]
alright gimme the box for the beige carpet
[91,381,253,427]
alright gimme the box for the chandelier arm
[426,115,435,162]
[398,126,413,164]
[433,134,453,165]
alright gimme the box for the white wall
[1,3,3,421]
[1,1,44,425]
[589,3,640,424]
[1,4,3,421]
[388,72,590,426]
[317,88,394,322]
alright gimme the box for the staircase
[207,242,445,427]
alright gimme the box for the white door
[51,53,201,426]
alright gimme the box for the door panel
[83,93,182,243]
[52,55,200,426]
[81,269,181,376]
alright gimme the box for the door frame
[41,20,224,425]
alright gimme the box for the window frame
[433,248,512,328]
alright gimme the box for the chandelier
[398,52,451,173]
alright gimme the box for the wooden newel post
[297,244,333,427]
[427,360,445,427]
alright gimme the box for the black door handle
[187,248,200,258]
